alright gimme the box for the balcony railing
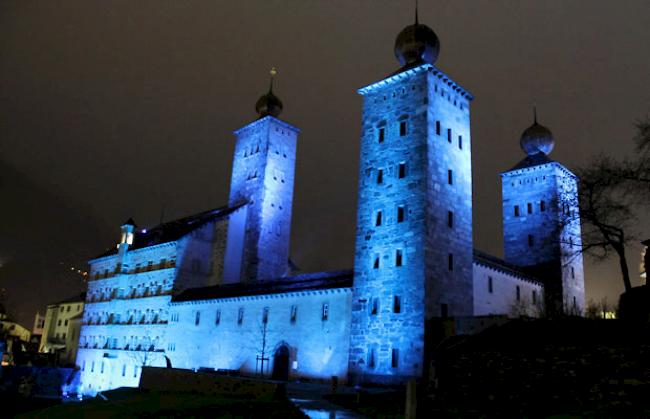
[82,319,169,327]
[79,343,165,353]
[91,260,177,282]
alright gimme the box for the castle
[76,14,585,394]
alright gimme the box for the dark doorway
[271,345,290,381]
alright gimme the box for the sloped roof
[173,270,353,303]
[473,249,542,285]
[93,204,245,260]
[506,152,555,172]
[51,292,87,306]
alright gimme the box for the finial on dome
[520,106,555,156]
[269,67,277,92]
[255,67,283,118]
[394,4,440,67]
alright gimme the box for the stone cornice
[233,115,300,136]
[170,286,352,306]
[358,64,474,101]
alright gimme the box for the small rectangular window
[195,311,200,326]
[571,266,575,279]
[458,135,463,150]
[395,249,403,267]
[532,290,537,304]
[514,205,520,217]
[436,121,441,135]
[393,296,401,313]
[391,348,399,368]
[377,169,383,184]
[448,253,454,271]
[378,127,385,143]
[540,200,546,212]
[516,286,521,301]
[290,305,297,323]
[371,298,379,315]
[322,303,329,321]
[373,255,380,269]
[375,211,383,226]
[122,364,126,377]
[528,234,534,247]
[262,307,269,324]
[398,163,406,179]
[488,276,493,293]
[448,170,453,185]
[527,202,533,214]
[447,211,454,228]
[368,347,376,369]
[399,121,407,136]
[238,308,244,325]
[215,309,221,325]
[447,128,452,143]
[397,206,405,223]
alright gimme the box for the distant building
[76,11,585,394]
[30,311,45,347]
[0,311,31,365]
[641,239,649,281]
[33,312,45,337]
[39,293,85,366]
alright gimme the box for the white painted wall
[167,287,352,382]
[473,262,544,317]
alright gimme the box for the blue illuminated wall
[227,116,299,282]
[349,64,474,384]
[501,161,585,314]
[166,284,352,382]
[76,218,230,395]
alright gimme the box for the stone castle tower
[349,15,474,384]
[225,70,299,283]
[501,112,585,314]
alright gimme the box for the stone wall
[350,64,474,384]
[166,287,352,382]
[472,262,544,317]
[228,116,298,282]
[501,162,585,314]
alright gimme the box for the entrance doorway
[271,344,290,381]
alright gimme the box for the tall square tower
[225,78,298,283]
[349,19,474,383]
[501,119,585,315]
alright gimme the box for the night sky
[1,1,649,327]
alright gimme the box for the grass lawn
[17,388,306,418]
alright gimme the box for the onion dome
[520,108,555,156]
[255,67,283,118]
[394,7,440,66]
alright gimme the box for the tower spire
[415,0,419,24]
[533,105,538,124]
[269,67,277,93]
[255,67,283,118]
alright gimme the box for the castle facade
[76,15,584,395]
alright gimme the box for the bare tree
[552,118,650,294]
[574,156,637,292]
[585,299,600,319]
